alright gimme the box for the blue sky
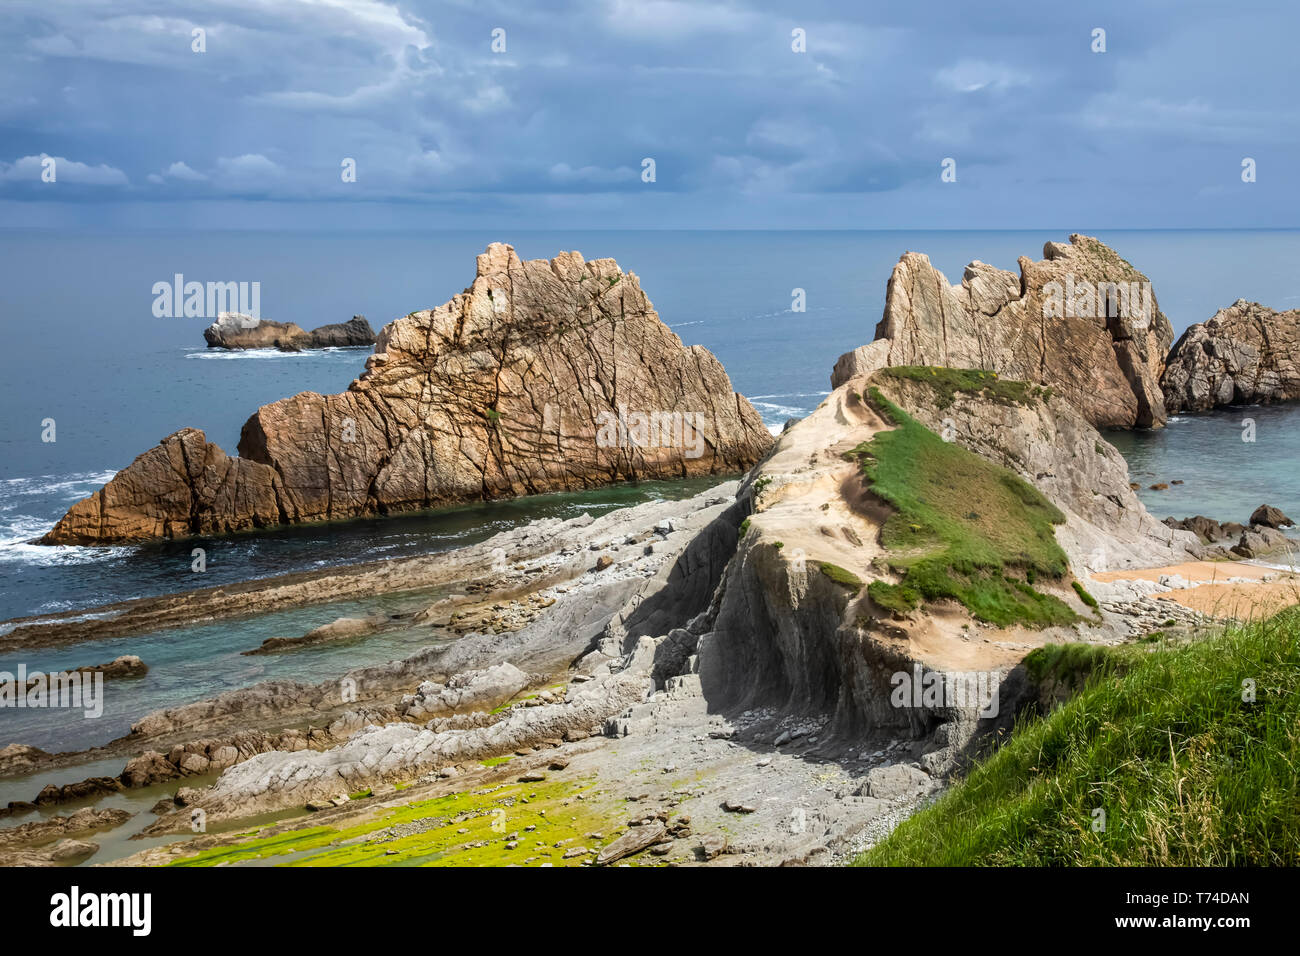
[1,0,1297,230]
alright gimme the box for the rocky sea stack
[42,244,773,544]
[1160,299,1300,412]
[203,313,376,350]
[832,235,1175,428]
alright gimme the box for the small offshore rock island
[4,234,1297,868]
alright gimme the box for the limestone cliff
[43,244,773,544]
[693,365,1202,770]
[831,235,1175,428]
[1161,299,1300,412]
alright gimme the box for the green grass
[855,608,1300,865]
[1071,581,1099,610]
[868,579,920,615]
[819,562,864,590]
[848,388,1076,627]
[1021,641,1120,686]
[739,518,751,537]
[878,366,1052,410]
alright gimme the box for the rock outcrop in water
[1160,300,1300,412]
[831,235,1175,428]
[43,244,773,544]
[41,428,284,543]
[203,313,375,350]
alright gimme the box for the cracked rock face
[831,235,1175,428]
[1160,299,1300,412]
[40,427,285,543]
[43,244,772,544]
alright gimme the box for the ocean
[2,229,1299,626]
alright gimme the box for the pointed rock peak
[44,244,772,544]
[832,234,1175,429]
[475,242,522,277]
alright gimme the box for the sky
[1,0,1298,231]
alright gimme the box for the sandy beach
[1095,560,1300,619]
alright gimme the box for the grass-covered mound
[848,387,1076,628]
[855,610,1300,865]
[878,365,1053,410]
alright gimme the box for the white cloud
[159,160,208,182]
[212,153,285,190]
[0,154,128,185]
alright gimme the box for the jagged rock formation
[203,313,375,350]
[36,371,1230,859]
[1162,510,1294,560]
[694,366,1202,773]
[1251,504,1294,529]
[43,244,772,544]
[141,369,1200,828]
[831,235,1175,428]
[41,428,284,543]
[1161,300,1300,412]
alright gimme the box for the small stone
[48,839,98,862]
[698,834,728,861]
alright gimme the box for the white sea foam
[0,472,136,566]
[0,471,119,500]
[183,347,367,360]
[751,400,808,419]
[0,607,123,636]
[0,515,135,566]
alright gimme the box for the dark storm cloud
[0,0,1296,227]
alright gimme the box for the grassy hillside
[848,386,1076,627]
[855,609,1300,865]
[877,365,1053,410]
